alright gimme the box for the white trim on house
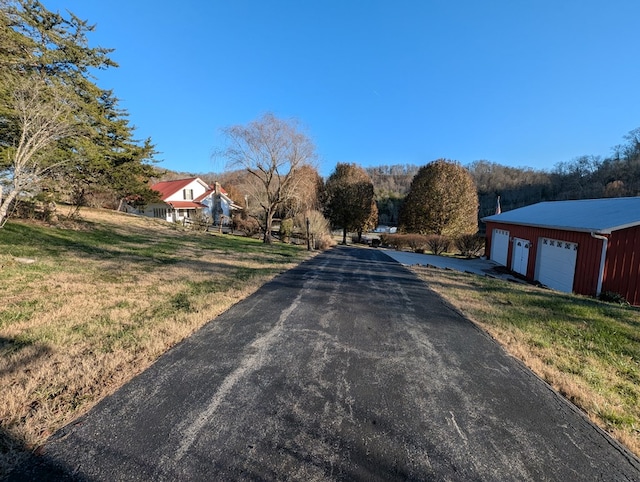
[142,178,241,225]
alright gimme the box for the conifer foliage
[324,163,376,244]
[0,0,157,225]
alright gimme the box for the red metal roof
[151,178,200,201]
[151,178,228,202]
[194,189,214,202]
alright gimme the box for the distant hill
[365,128,640,229]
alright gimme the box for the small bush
[292,210,333,249]
[234,217,261,237]
[315,233,336,250]
[455,234,485,258]
[599,291,630,305]
[380,233,410,250]
[405,234,428,253]
[426,235,450,255]
[379,233,392,247]
[14,199,58,223]
[279,218,294,243]
[189,211,210,232]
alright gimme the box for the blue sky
[45,0,640,177]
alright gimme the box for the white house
[143,177,240,224]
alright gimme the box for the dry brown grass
[411,265,640,458]
[0,208,314,475]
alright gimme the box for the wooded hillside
[367,127,640,228]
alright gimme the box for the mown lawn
[412,265,640,458]
[0,208,314,476]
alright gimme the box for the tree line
[212,114,378,247]
[364,127,640,228]
[213,116,479,251]
[470,127,640,219]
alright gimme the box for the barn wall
[485,222,605,296]
[604,225,640,305]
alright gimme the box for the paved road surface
[12,247,640,481]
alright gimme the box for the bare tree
[220,113,317,243]
[0,74,80,226]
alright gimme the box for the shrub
[455,234,485,258]
[189,211,210,232]
[426,235,450,255]
[599,291,630,305]
[315,233,336,250]
[380,233,410,250]
[293,210,332,249]
[234,217,261,237]
[405,234,428,253]
[279,218,294,243]
[15,199,58,223]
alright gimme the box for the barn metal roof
[481,197,640,234]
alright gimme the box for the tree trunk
[342,227,347,245]
[0,189,19,228]
[263,209,273,244]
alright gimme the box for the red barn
[482,197,640,306]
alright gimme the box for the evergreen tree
[0,0,156,225]
[324,163,375,244]
[400,159,478,236]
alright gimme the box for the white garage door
[491,229,510,266]
[536,237,578,293]
[511,238,530,276]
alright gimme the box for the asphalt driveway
[11,246,640,481]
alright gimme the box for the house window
[153,208,167,218]
[183,189,194,200]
